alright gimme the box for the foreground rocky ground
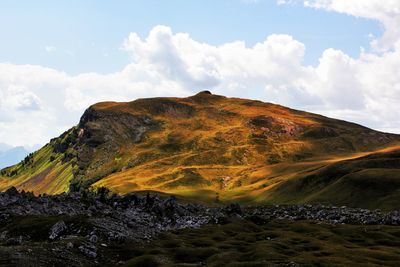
[0,187,400,266]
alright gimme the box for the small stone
[6,236,23,245]
[0,231,8,240]
[89,234,98,243]
[49,220,67,240]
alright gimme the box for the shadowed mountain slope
[1,91,399,209]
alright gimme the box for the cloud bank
[1,1,400,147]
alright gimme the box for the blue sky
[0,0,380,74]
[1,0,400,149]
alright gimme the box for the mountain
[0,146,30,169]
[1,91,399,209]
[0,143,12,152]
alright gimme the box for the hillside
[1,91,399,209]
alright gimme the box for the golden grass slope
[1,91,400,208]
[89,92,400,207]
[0,144,73,195]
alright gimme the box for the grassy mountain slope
[0,130,75,195]
[1,91,399,208]
[264,146,400,210]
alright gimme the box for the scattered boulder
[49,221,67,240]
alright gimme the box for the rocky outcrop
[1,188,399,230]
[70,107,159,190]
[49,221,67,240]
[78,107,158,146]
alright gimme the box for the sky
[0,0,400,148]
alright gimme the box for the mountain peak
[195,90,212,96]
[1,93,400,209]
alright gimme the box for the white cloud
[1,13,400,147]
[3,85,42,111]
[292,0,400,52]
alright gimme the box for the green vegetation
[266,149,400,210]
[0,129,76,194]
[121,219,400,267]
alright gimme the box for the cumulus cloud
[1,3,400,147]
[3,85,42,111]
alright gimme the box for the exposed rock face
[79,107,157,146]
[73,107,159,185]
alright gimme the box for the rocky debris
[245,205,400,225]
[78,243,97,258]
[49,221,67,240]
[0,189,399,230]
[0,188,400,265]
[5,186,19,197]
[223,203,242,215]
[1,188,399,230]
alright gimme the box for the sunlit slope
[263,146,400,210]
[1,91,399,208]
[0,130,75,194]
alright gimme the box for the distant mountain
[0,143,12,152]
[1,91,399,209]
[0,146,30,169]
